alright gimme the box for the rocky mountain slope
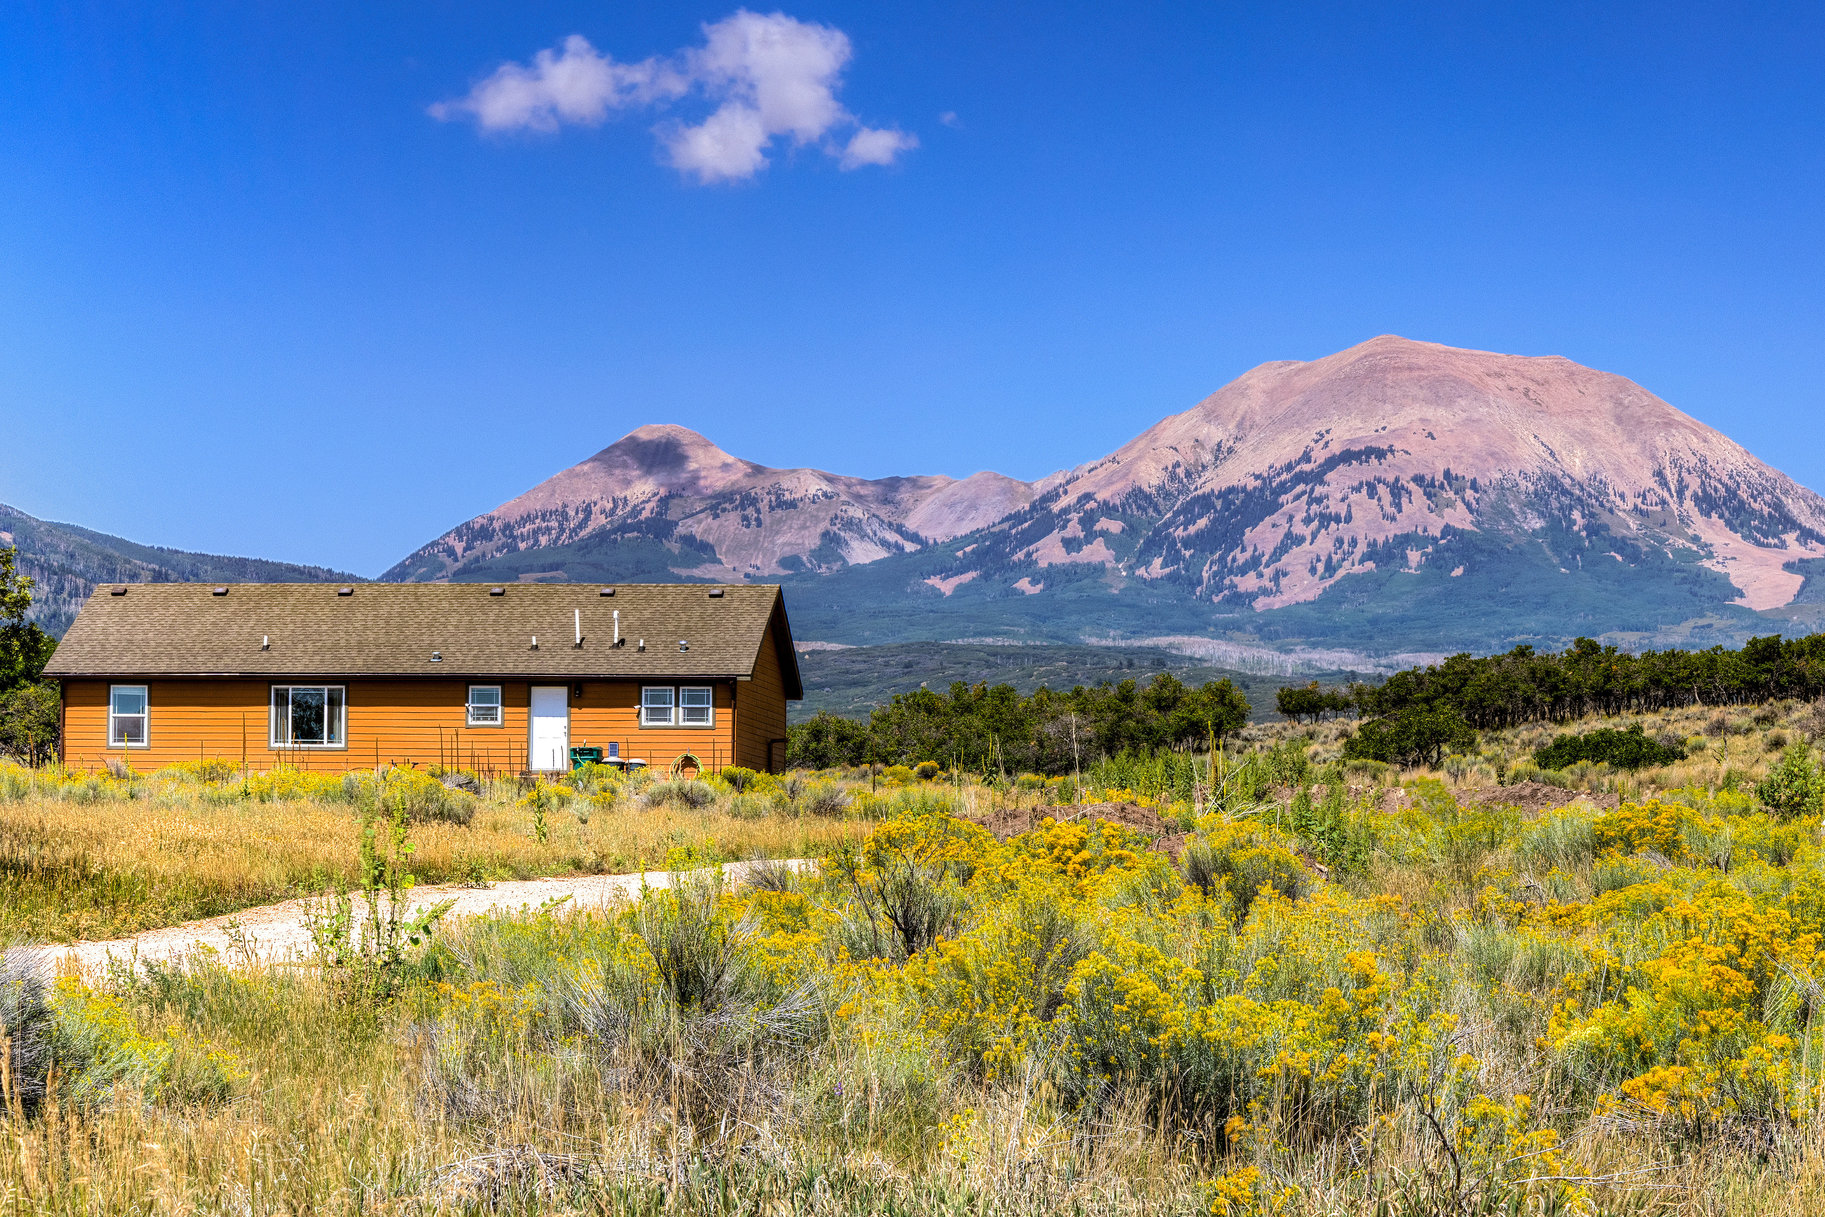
[384,424,1037,583]
[1,502,355,637]
[388,337,1825,653]
[926,336,1825,611]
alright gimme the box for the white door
[529,686,569,771]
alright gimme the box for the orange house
[44,582,803,775]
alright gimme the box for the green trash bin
[569,746,604,771]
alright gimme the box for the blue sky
[1,2,1821,576]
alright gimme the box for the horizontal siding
[61,677,755,775]
[736,621,790,772]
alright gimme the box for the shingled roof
[43,582,803,697]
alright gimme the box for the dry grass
[0,960,1207,1215]
[9,707,1825,1215]
[1242,697,1805,800]
[0,784,865,943]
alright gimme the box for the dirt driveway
[35,860,807,978]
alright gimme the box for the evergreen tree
[0,546,56,695]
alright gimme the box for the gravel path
[33,860,808,977]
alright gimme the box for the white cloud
[427,34,686,132]
[433,10,916,183]
[840,125,918,170]
[659,105,770,182]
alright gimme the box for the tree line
[1281,632,1825,768]
[1297,635,1825,729]
[788,673,1251,775]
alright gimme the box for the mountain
[388,337,1825,656]
[1,502,357,637]
[384,424,1038,583]
[1005,335,1825,614]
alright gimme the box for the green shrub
[1754,744,1825,820]
[642,780,717,810]
[1260,740,1314,788]
[631,874,751,1012]
[50,977,245,1109]
[825,814,980,961]
[801,783,851,818]
[561,876,824,1134]
[871,786,964,820]
[0,682,59,768]
[717,766,760,793]
[1182,824,1310,919]
[727,792,772,821]
[304,810,451,1008]
[1533,724,1685,772]
[1342,704,1475,768]
[1341,757,1393,783]
[1516,806,1597,871]
[568,762,622,795]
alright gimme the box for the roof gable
[43,583,796,690]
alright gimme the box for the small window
[271,685,346,748]
[467,685,503,726]
[680,686,713,726]
[641,686,675,727]
[109,685,148,748]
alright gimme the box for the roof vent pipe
[575,609,582,648]
[613,610,620,647]
[262,635,269,651]
[531,636,538,650]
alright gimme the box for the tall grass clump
[0,945,51,1117]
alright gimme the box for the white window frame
[270,685,347,749]
[641,686,675,727]
[108,685,149,749]
[466,685,503,727]
[679,685,714,727]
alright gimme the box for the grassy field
[0,764,869,942]
[5,701,1825,1213]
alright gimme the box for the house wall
[735,619,791,772]
[59,676,763,775]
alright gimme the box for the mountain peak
[606,422,733,459]
[383,337,1825,649]
[1051,336,1825,612]
[585,424,758,496]
[384,421,1038,583]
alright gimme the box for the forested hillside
[0,502,356,636]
